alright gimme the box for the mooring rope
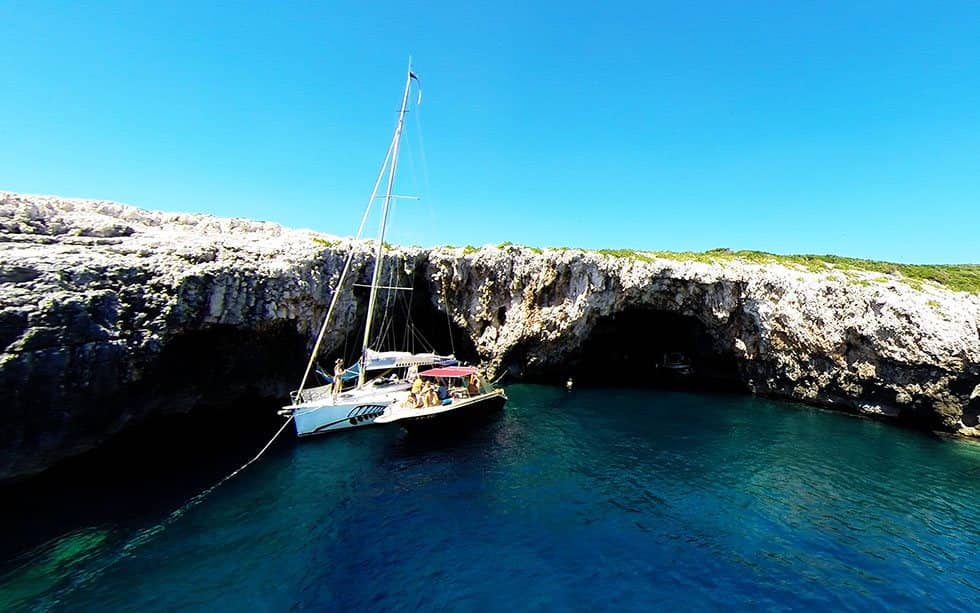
[218,415,294,485]
[38,416,294,610]
[128,415,295,532]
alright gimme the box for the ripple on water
[2,385,980,611]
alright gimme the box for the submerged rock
[1,191,979,481]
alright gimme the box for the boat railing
[294,384,333,404]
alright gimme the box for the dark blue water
[3,385,980,611]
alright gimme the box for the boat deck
[375,389,506,423]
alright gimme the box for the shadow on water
[5,383,980,610]
[0,400,292,565]
[385,411,506,456]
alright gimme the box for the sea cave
[540,308,745,392]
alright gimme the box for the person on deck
[332,359,344,403]
[437,381,449,403]
[424,382,439,407]
[412,374,423,395]
[467,373,480,396]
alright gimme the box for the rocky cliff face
[2,192,979,481]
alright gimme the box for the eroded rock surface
[2,192,979,481]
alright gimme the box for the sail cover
[362,349,455,371]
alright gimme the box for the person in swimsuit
[332,358,344,403]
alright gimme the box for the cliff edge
[2,192,979,481]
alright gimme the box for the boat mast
[358,59,415,388]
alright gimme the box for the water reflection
[2,384,980,610]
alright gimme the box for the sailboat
[278,61,456,437]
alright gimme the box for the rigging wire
[343,334,350,370]
[403,127,420,208]
[373,252,407,352]
[409,89,459,358]
[403,279,415,352]
[294,130,397,401]
[413,102,439,248]
[413,97,434,225]
[444,294,457,356]
[382,254,398,344]
[411,323,437,356]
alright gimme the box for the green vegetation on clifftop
[311,236,339,248]
[625,248,980,294]
[596,248,654,263]
[443,242,980,294]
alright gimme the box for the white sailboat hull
[288,384,411,436]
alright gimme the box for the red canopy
[420,366,477,378]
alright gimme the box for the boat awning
[420,366,477,378]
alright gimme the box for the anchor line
[38,416,295,609]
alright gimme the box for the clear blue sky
[2,1,979,263]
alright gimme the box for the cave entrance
[563,308,743,391]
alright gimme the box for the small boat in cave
[279,61,460,437]
[374,366,507,431]
[657,352,695,377]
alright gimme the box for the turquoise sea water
[2,385,980,611]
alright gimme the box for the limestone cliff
[2,192,978,481]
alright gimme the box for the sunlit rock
[1,191,979,481]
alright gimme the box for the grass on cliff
[311,236,340,248]
[607,247,980,294]
[443,242,980,294]
[596,248,654,263]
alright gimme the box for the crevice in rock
[499,339,537,379]
[964,396,980,428]
[0,310,28,351]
